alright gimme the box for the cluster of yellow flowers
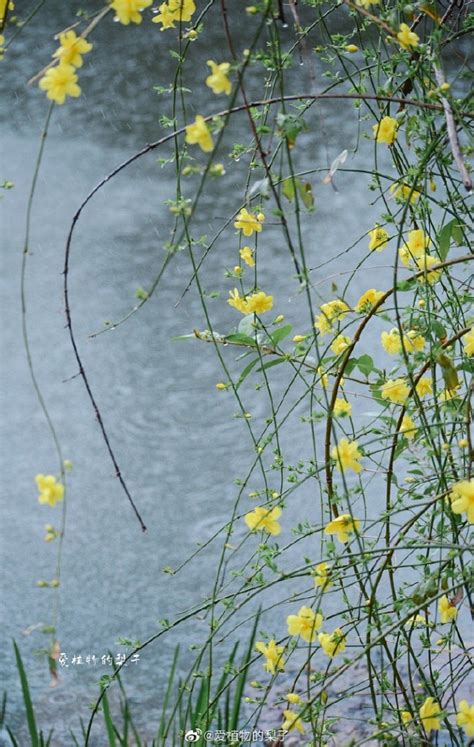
[227,288,273,315]
[314,299,349,335]
[38,0,201,104]
[152,0,195,29]
[39,31,92,104]
[399,229,441,284]
[402,696,474,737]
[381,327,426,355]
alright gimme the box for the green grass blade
[102,691,117,747]
[229,612,260,731]
[13,641,39,747]
[6,726,20,747]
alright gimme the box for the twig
[433,62,472,191]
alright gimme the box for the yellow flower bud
[215,382,227,390]
[345,44,359,53]
[458,438,468,448]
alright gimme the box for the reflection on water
[2,3,468,741]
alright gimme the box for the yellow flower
[35,474,64,507]
[419,696,441,733]
[397,23,419,49]
[450,479,474,523]
[39,63,81,104]
[318,628,346,657]
[381,378,410,405]
[381,329,402,355]
[323,299,349,321]
[152,2,177,28]
[228,288,249,313]
[111,0,152,24]
[286,693,301,704]
[355,0,379,7]
[168,0,195,21]
[318,366,329,389]
[245,506,282,535]
[404,330,426,352]
[400,711,412,724]
[324,514,361,543]
[185,115,214,152]
[255,639,285,674]
[456,700,474,738]
[438,595,458,624]
[313,561,332,590]
[333,398,352,417]
[287,606,323,642]
[282,710,305,734]
[463,327,474,356]
[415,254,442,284]
[406,613,428,626]
[331,438,362,473]
[228,287,274,314]
[355,288,385,313]
[373,116,398,145]
[459,438,468,448]
[52,31,92,68]
[331,439,362,473]
[234,208,264,236]
[206,60,231,95]
[390,183,421,203]
[416,377,432,399]
[315,299,350,335]
[240,246,255,267]
[248,291,273,314]
[400,414,417,440]
[247,291,273,315]
[400,229,430,267]
[331,335,351,355]
[368,225,389,251]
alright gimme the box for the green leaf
[257,358,286,372]
[438,219,454,261]
[225,333,256,347]
[236,358,259,390]
[396,279,416,292]
[102,691,117,747]
[282,178,314,209]
[357,354,374,377]
[344,358,358,375]
[13,641,39,747]
[437,218,464,260]
[270,324,292,346]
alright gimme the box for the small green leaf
[236,358,259,390]
[225,333,257,346]
[357,354,374,377]
[270,324,292,346]
[396,279,416,292]
[257,358,286,372]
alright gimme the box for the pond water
[1,2,470,743]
